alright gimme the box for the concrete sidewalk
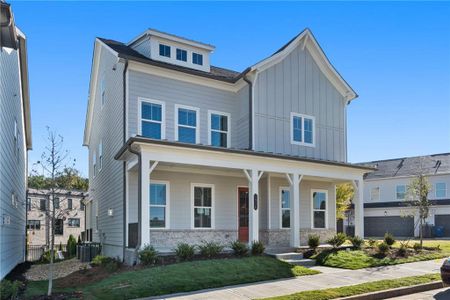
[143,259,444,300]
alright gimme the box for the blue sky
[11,1,450,177]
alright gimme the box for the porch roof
[115,136,375,172]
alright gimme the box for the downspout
[122,59,129,260]
[127,145,141,253]
[243,75,253,150]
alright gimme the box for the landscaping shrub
[367,238,377,248]
[91,255,121,272]
[139,244,158,266]
[175,243,195,261]
[383,233,395,247]
[67,234,77,257]
[198,241,223,258]
[251,241,265,256]
[77,235,82,245]
[397,244,408,257]
[40,250,60,263]
[0,279,21,300]
[413,243,422,252]
[58,242,63,251]
[308,234,320,250]
[349,236,364,249]
[326,233,347,249]
[230,240,248,256]
[377,242,389,257]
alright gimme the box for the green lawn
[25,256,319,299]
[262,273,441,300]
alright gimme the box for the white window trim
[396,184,406,200]
[98,141,103,172]
[290,112,316,147]
[159,43,171,58]
[175,104,200,144]
[370,186,380,202]
[435,182,447,198]
[311,189,328,229]
[176,48,188,62]
[279,186,290,229]
[190,183,215,229]
[150,180,171,229]
[138,97,166,139]
[207,110,231,148]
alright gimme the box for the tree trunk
[47,195,55,296]
[419,217,423,248]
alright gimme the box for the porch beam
[287,173,303,247]
[258,171,265,181]
[352,178,364,238]
[242,169,251,182]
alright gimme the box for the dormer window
[159,44,171,58]
[176,49,187,62]
[192,53,203,65]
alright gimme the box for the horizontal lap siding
[254,45,346,162]
[0,47,27,279]
[127,70,249,149]
[88,46,124,252]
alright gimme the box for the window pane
[194,208,211,227]
[396,185,406,199]
[142,121,161,139]
[150,184,166,205]
[178,127,196,143]
[176,49,187,61]
[68,199,72,210]
[313,192,326,209]
[211,114,227,131]
[55,219,64,235]
[282,210,290,228]
[142,102,161,121]
[40,199,46,211]
[211,131,227,147]
[159,44,170,57]
[314,211,325,228]
[281,190,290,208]
[436,183,446,198]
[194,187,212,207]
[54,198,59,209]
[69,218,80,227]
[193,53,203,65]
[150,206,165,228]
[178,108,196,126]
[304,118,313,144]
[293,116,302,142]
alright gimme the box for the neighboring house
[354,153,450,238]
[83,27,372,262]
[26,189,86,247]
[0,1,32,279]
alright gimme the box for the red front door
[238,187,249,242]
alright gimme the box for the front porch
[118,138,369,252]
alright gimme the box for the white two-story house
[360,153,450,238]
[83,28,372,262]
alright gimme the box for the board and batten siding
[0,47,27,279]
[88,44,125,258]
[127,70,250,149]
[254,45,347,162]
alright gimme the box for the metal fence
[26,244,68,262]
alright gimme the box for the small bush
[230,240,248,256]
[251,241,265,256]
[384,233,395,247]
[92,255,111,266]
[326,233,347,249]
[175,243,195,261]
[413,243,422,252]
[366,238,377,248]
[0,279,21,300]
[397,244,408,257]
[349,236,364,249]
[377,242,389,256]
[67,234,77,257]
[308,234,320,250]
[40,250,60,263]
[198,241,223,259]
[139,244,158,266]
[91,255,121,271]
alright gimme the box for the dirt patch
[28,292,83,300]
[54,266,112,289]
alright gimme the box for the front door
[238,187,249,242]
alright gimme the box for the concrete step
[282,258,316,267]
[271,252,304,260]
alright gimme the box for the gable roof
[360,153,450,180]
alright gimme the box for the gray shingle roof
[360,153,450,180]
[98,38,244,83]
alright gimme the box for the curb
[339,281,444,300]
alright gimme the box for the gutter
[242,75,253,150]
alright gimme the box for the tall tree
[336,183,354,220]
[407,174,431,248]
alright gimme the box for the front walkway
[142,259,444,300]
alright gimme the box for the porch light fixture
[108,208,114,217]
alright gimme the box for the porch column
[286,173,303,247]
[140,153,158,248]
[244,169,263,244]
[352,178,364,238]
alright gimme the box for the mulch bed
[29,292,83,299]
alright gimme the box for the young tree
[407,174,432,248]
[30,128,80,296]
[336,183,354,220]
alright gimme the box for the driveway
[142,259,444,300]
[390,287,450,299]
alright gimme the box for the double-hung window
[370,187,380,201]
[68,198,73,210]
[140,99,165,139]
[27,220,41,230]
[159,44,171,57]
[68,218,80,227]
[436,183,447,198]
[291,112,315,146]
[40,199,46,211]
[54,197,60,209]
[192,184,214,228]
[280,188,290,229]
[150,181,169,228]
[55,219,64,235]
[175,105,199,144]
[176,48,187,62]
[208,111,230,147]
[396,185,406,200]
[192,53,203,65]
[312,190,327,229]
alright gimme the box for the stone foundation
[150,230,237,250]
[260,228,336,247]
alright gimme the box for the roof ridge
[359,152,450,164]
